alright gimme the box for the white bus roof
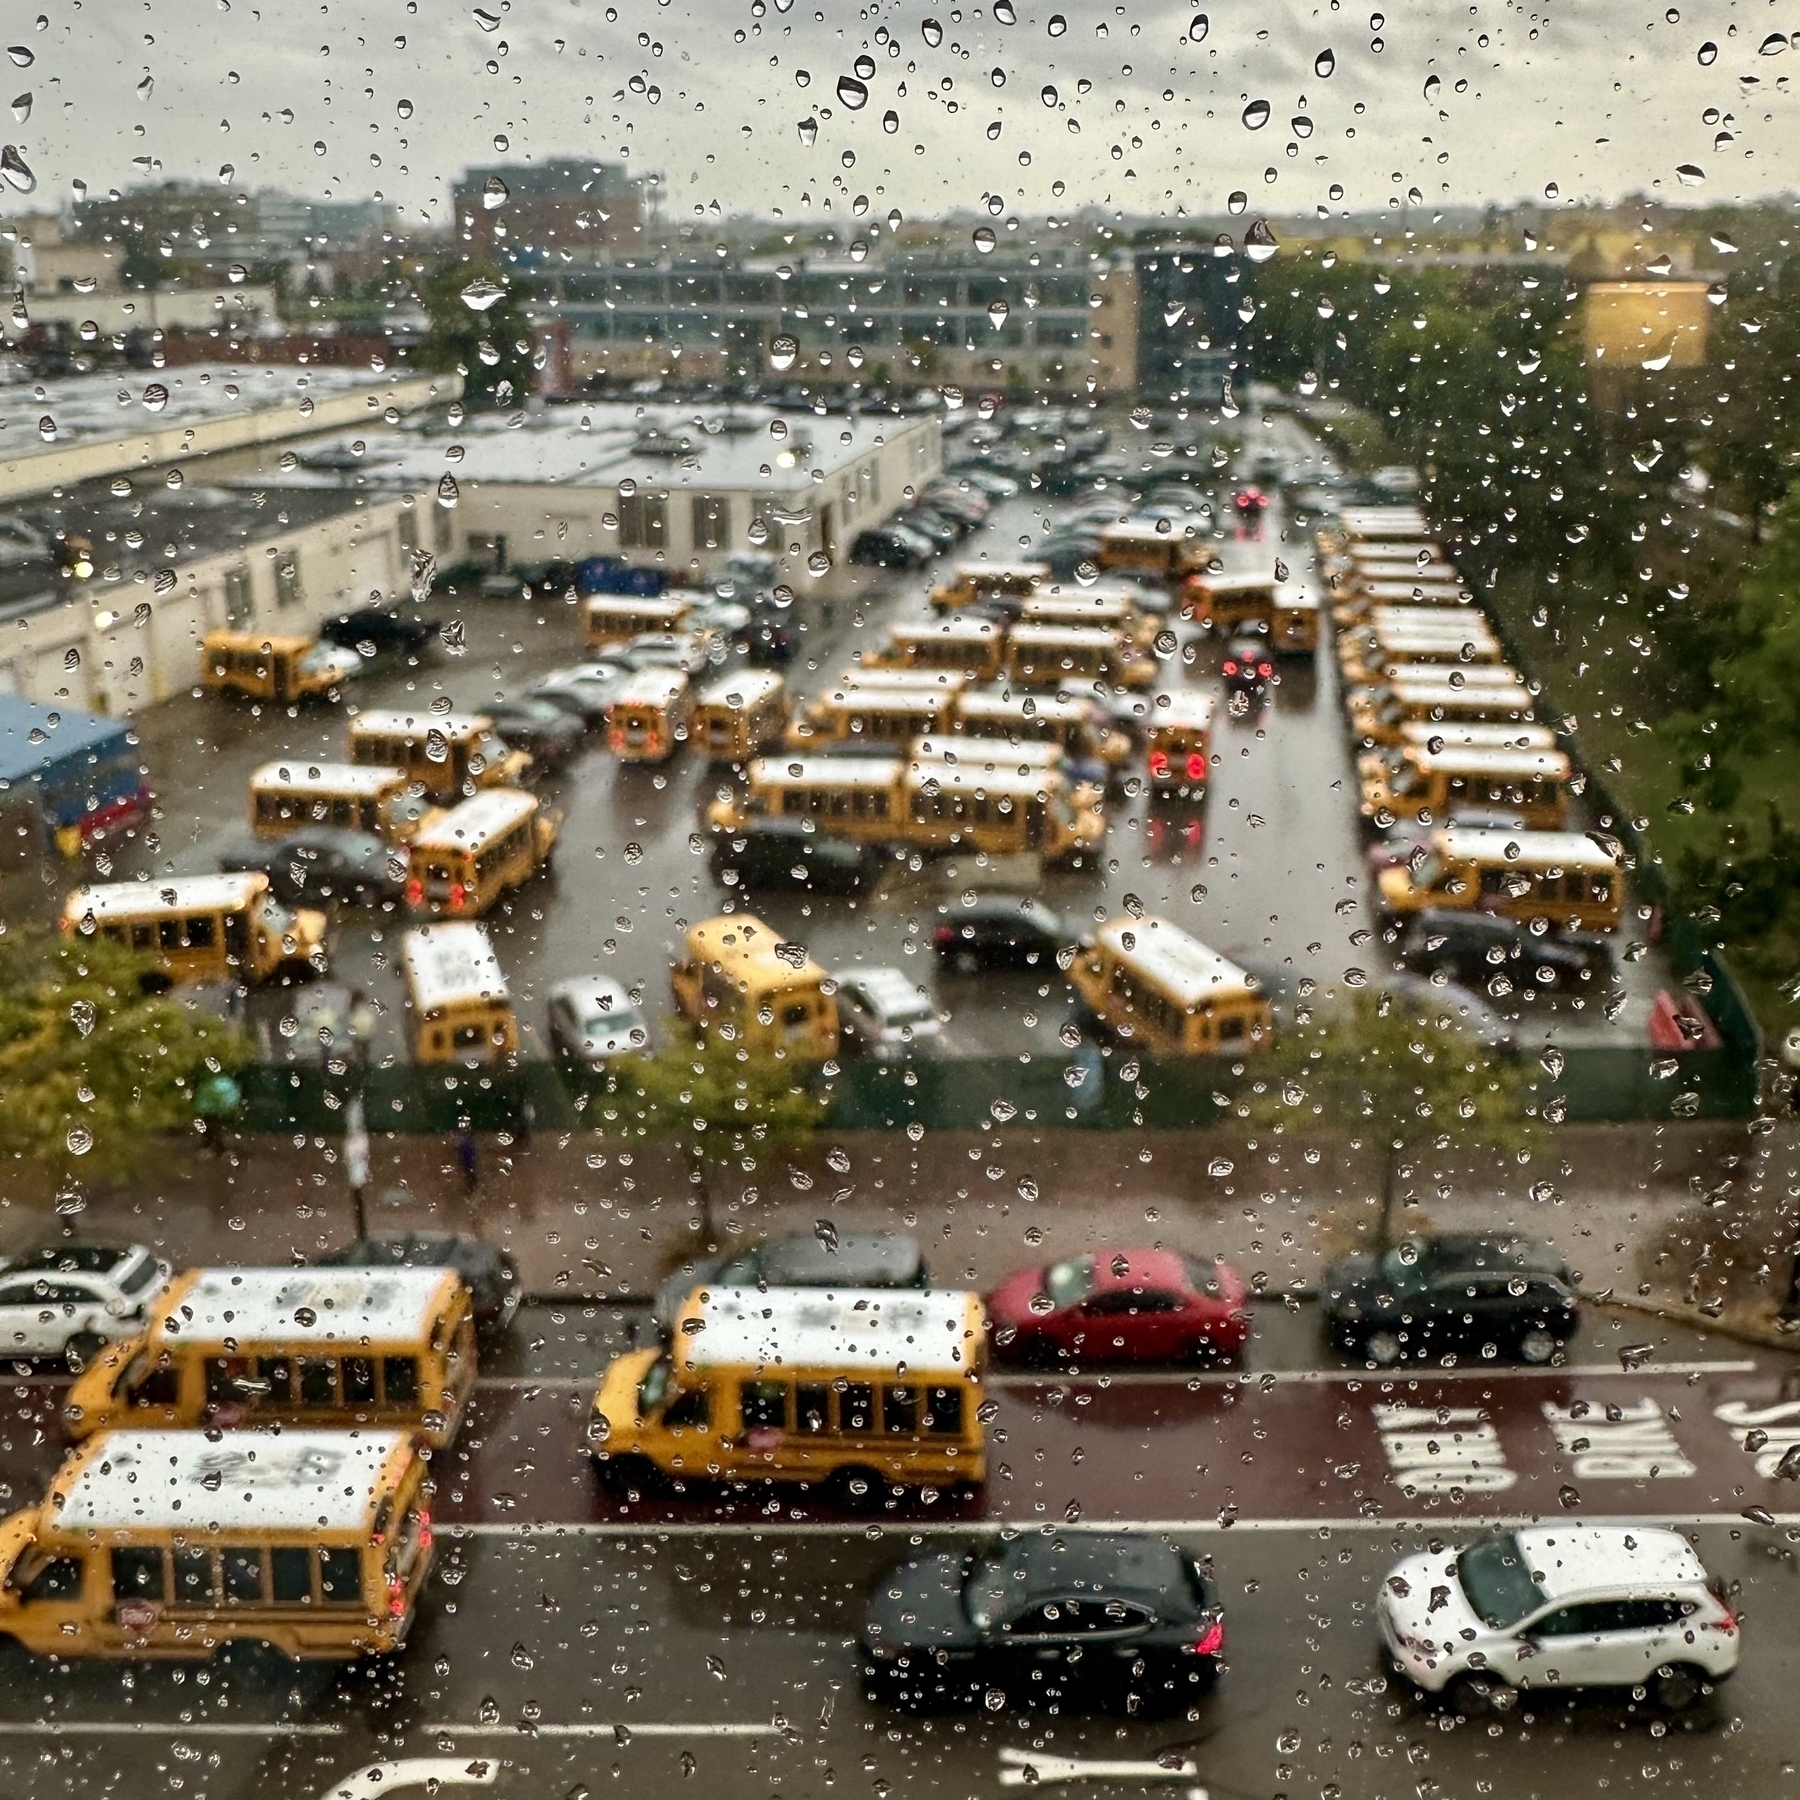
[889,618,1000,643]
[156,1265,457,1349]
[677,1286,983,1376]
[1404,745,1570,777]
[944,560,1048,585]
[1095,916,1258,1009]
[1102,520,1196,544]
[1148,692,1218,732]
[835,668,968,694]
[67,873,268,922]
[1398,721,1556,751]
[1191,570,1278,595]
[695,670,786,709]
[1347,543,1448,565]
[956,689,1091,723]
[750,754,904,788]
[911,736,1064,771]
[250,760,408,797]
[51,1429,412,1536]
[610,669,690,708]
[1340,508,1433,539]
[1384,665,1526,693]
[409,786,538,854]
[1437,827,1619,869]
[584,594,693,615]
[1370,606,1498,637]
[351,708,491,743]
[911,760,1060,798]
[1021,593,1134,621]
[818,683,955,711]
[1008,623,1121,649]
[401,921,509,1012]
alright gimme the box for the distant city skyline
[0,0,1787,234]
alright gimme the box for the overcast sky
[3,0,1793,229]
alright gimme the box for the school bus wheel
[827,1464,888,1512]
[594,1451,661,1500]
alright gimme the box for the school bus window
[260,1355,292,1402]
[271,1546,312,1605]
[665,1386,710,1429]
[131,1355,180,1408]
[839,1381,876,1433]
[173,1547,213,1606]
[15,1553,82,1602]
[742,1381,787,1432]
[344,1356,377,1406]
[113,1547,165,1601]
[383,1356,420,1405]
[797,1383,830,1434]
[222,1548,264,1604]
[1219,1012,1247,1044]
[883,1386,918,1434]
[318,1548,363,1604]
[204,1357,247,1406]
[299,1357,337,1406]
[924,1385,964,1435]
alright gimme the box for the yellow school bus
[1376,827,1626,932]
[201,632,360,706]
[1097,522,1205,582]
[1332,577,1474,629]
[1347,668,1535,747]
[1338,617,1503,687]
[583,594,696,650]
[404,787,560,916]
[348,709,532,803]
[64,1266,477,1450]
[1070,916,1274,1057]
[788,682,958,751]
[927,560,1049,612]
[1338,507,1435,544]
[400,921,519,1064]
[0,1428,433,1660]
[63,873,328,987]
[691,670,791,762]
[1019,589,1156,651]
[589,1285,987,1501]
[1271,582,1325,654]
[952,688,1131,768]
[670,912,838,1059]
[1360,744,1573,832]
[1179,569,1278,632]
[606,669,693,763]
[1144,692,1218,797]
[1005,622,1154,691]
[249,760,440,843]
[862,619,1005,683]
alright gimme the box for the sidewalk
[0,1116,1767,1305]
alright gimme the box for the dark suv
[319,606,439,658]
[1397,908,1613,999]
[710,817,883,895]
[933,897,1068,972]
[1322,1232,1578,1366]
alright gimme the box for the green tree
[414,257,536,412]
[1245,990,1541,1249]
[626,1030,827,1245]
[0,929,249,1185]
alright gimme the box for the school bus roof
[152,1265,462,1351]
[1147,692,1218,733]
[749,754,904,787]
[1370,606,1498,637]
[1008,623,1122,650]
[250,760,408,796]
[695,670,786,709]
[1346,541,1448,564]
[48,1429,414,1538]
[583,594,693,616]
[1339,508,1434,539]
[910,738,1064,774]
[1188,570,1278,596]
[817,682,955,712]
[351,708,493,743]
[1382,665,1527,693]
[835,668,968,694]
[682,913,829,984]
[1021,593,1134,621]
[942,560,1048,587]
[1352,579,1472,603]
[1272,582,1324,613]
[1095,916,1260,1010]
[1100,521,1198,546]
[911,760,1062,798]
[1398,720,1557,751]
[1402,745,1570,777]
[202,630,320,654]
[409,786,538,854]
[1435,826,1620,869]
[888,618,1000,643]
[65,872,269,923]
[400,921,509,1013]
[610,669,690,708]
[955,689,1092,723]
[673,1285,985,1377]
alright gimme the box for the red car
[985,1248,1251,1366]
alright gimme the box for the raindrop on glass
[1314,47,1335,76]
[1241,98,1270,129]
[994,0,1016,20]
[798,116,818,145]
[482,174,508,209]
[1696,39,1717,64]
[460,277,507,312]
[921,17,943,46]
[5,46,32,69]
[8,92,26,122]
[1226,189,1247,214]
[0,145,35,194]
[769,334,799,371]
[1047,12,1066,34]
[837,73,869,109]
[972,225,996,253]
[436,474,460,508]
[1189,13,1209,41]
[987,299,1009,327]
[1040,83,1058,107]
[1244,219,1279,262]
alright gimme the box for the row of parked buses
[1320,505,1627,938]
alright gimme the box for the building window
[397,504,420,555]
[274,552,302,610]
[692,494,729,551]
[432,502,453,554]
[222,564,253,626]
[619,493,668,551]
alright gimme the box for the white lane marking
[319,1758,495,1800]
[999,1746,1202,1789]
[445,1510,1800,1540]
[469,1360,1761,1394]
[1375,1403,1515,1495]
[429,1722,777,1738]
[0,1722,344,1737]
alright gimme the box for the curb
[1585,1292,1800,1354]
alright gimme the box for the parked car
[1221,632,1275,698]
[986,1248,1250,1365]
[546,975,650,1071]
[654,1229,928,1331]
[318,1233,521,1334]
[933,897,1067,973]
[850,525,933,569]
[899,507,960,551]
[318,606,440,658]
[480,696,585,769]
[530,662,630,725]
[861,1532,1224,1714]
[1321,1232,1579,1365]
[1037,533,1103,580]
[1379,1526,1739,1716]
[947,465,1020,500]
[1396,908,1613,998]
[711,816,883,895]
[920,486,990,529]
[618,631,719,676]
[713,552,780,598]
[0,1242,170,1369]
[835,967,945,1062]
[218,826,404,908]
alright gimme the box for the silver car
[835,966,945,1063]
[546,976,650,1070]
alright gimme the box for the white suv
[0,1244,170,1369]
[1379,1525,1739,1715]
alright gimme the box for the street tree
[0,928,249,1187]
[415,257,537,413]
[1245,989,1541,1249]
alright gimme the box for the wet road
[0,1305,1793,1800]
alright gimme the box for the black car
[900,507,960,551]
[1321,1232,1579,1366]
[861,1532,1223,1714]
[319,1233,522,1334]
[654,1229,928,1330]
[1396,908,1613,999]
[850,526,932,569]
[480,697,585,770]
[218,827,403,907]
[1221,633,1275,698]
[711,817,883,895]
[933,896,1067,973]
[318,607,439,658]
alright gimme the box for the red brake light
[1186,753,1205,780]
[418,1510,433,1550]
[405,879,423,905]
[1222,660,1238,675]
[1258,662,1273,677]
[1148,750,1170,776]
[388,1576,406,1618]
[933,925,954,947]
[1187,1619,1225,1657]
[449,882,466,911]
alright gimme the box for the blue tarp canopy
[0,696,142,831]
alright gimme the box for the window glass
[298,1358,338,1406]
[343,1355,378,1406]
[318,1549,363,1604]
[382,1356,420,1405]
[171,1549,215,1607]
[740,1381,787,1433]
[270,1548,313,1605]
[111,1549,165,1603]
[18,1556,83,1603]
[221,1549,264,1604]
[882,1386,918,1436]
[838,1382,876,1435]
